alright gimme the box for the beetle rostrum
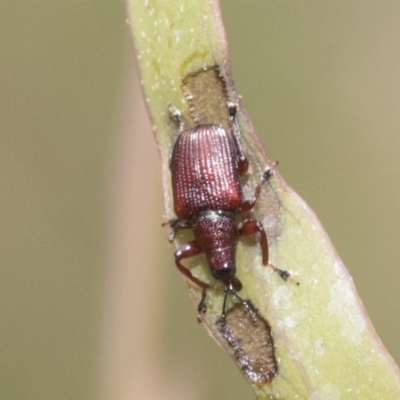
[166,102,289,317]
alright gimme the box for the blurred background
[1,1,399,399]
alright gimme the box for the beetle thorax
[192,211,237,280]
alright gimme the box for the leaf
[127,0,400,398]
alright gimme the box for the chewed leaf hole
[216,300,278,385]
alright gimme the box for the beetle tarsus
[262,161,279,182]
[227,100,238,119]
[162,218,191,242]
[168,104,184,131]
[263,168,273,181]
[197,288,207,315]
[162,219,179,242]
[278,269,291,281]
[269,263,299,285]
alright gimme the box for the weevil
[166,102,289,317]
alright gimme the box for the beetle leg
[168,104,185,132]
[238,219,269,264]
[162,218,191,242]
[239,165,277,212]
[238,219,293,282]
[175,241,210,312]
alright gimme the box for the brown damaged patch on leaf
[182,65,229,128]
[216,300,278,385]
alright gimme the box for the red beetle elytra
[166,102,289,316]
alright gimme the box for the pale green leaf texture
[127,0,400,398]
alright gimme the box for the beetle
[166,102,289,317]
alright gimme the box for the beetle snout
[211,261,236,281]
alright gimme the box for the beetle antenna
[221,288,229,323]
[221,283,252,325]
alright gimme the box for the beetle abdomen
[171,125,241,219]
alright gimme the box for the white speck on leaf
[328,280,366,342]
[271,284,293,309]
[312,383,341,400]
